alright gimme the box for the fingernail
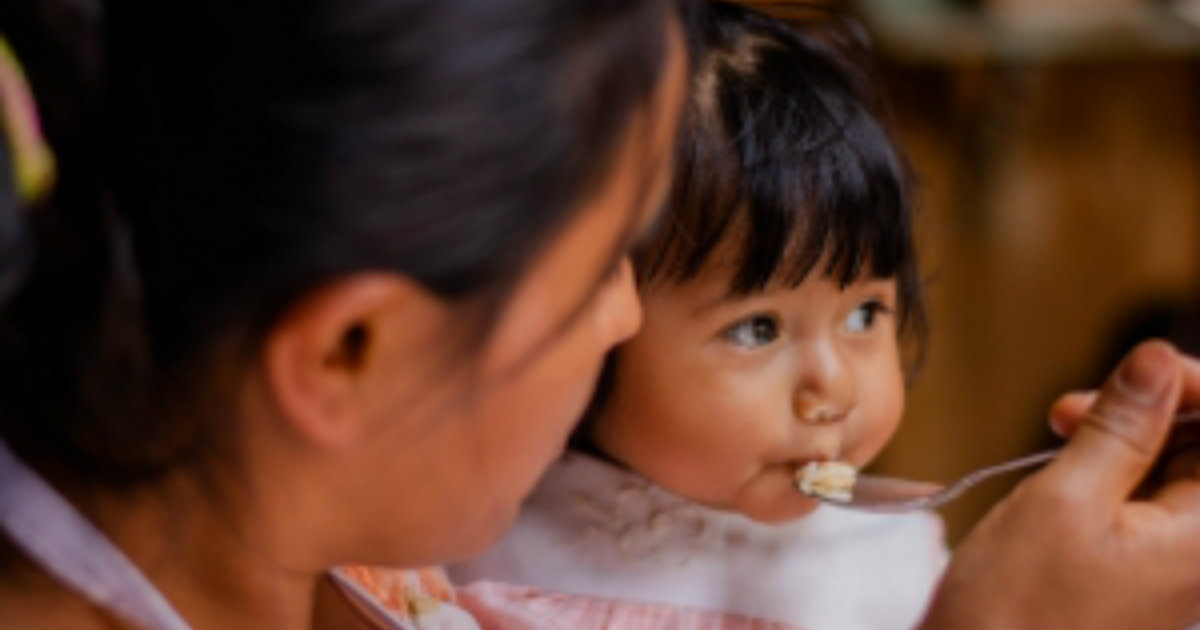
[1116,342,1176,407]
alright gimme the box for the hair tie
[0,35,56,206]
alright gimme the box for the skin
[592,262,905,524]
[0,16,687,630]
[8,9,1200,628]
[920,341,1200,630]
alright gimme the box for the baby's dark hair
[571,2,924,455]
[640,1,925,348]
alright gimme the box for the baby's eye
[845,299,891,333]
[721,315,780,348]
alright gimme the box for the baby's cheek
[852,397,905,466]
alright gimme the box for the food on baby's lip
[795,460,857,502]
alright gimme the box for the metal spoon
[800,410,1200,513]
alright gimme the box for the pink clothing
[343,568,798,630]
[448,452,948,630]
[457,581,797,630]
[335,566,480,630]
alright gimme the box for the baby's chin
[727,488,824,525]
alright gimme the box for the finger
[1048,390,1098,437]
[1134,433,1200,499]
[1049,355,1200,437]
[1183,354,1200,411]
[1162,448,1200,486]
[1151,474,1200,521]
[1045,340,1183,510]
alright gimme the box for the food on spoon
[795,461,857,502]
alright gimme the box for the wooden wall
[873,58,1200,541]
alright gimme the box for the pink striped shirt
[341,566,801,630]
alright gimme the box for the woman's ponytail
[0,0,173,486]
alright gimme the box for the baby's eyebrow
[845,276,899,295]
[689,293,731,318]
[688,284,767,319]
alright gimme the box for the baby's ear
[259,272,450,450]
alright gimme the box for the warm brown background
[740,0,1200,542]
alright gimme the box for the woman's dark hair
[0,0,675,486]
[643,1,924,341]
[573,1,925,454]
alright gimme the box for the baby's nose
[792,341,856,425]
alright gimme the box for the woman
[1,0,1199,628]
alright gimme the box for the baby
[449,4,947,629]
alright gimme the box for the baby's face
[590,265,905,523]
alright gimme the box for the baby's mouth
[785,451,841,472]
[793,460,858,502]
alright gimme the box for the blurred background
[743,0,1200,542]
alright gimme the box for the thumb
[1046,340,1182,509]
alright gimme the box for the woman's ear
[260,273,449,450]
